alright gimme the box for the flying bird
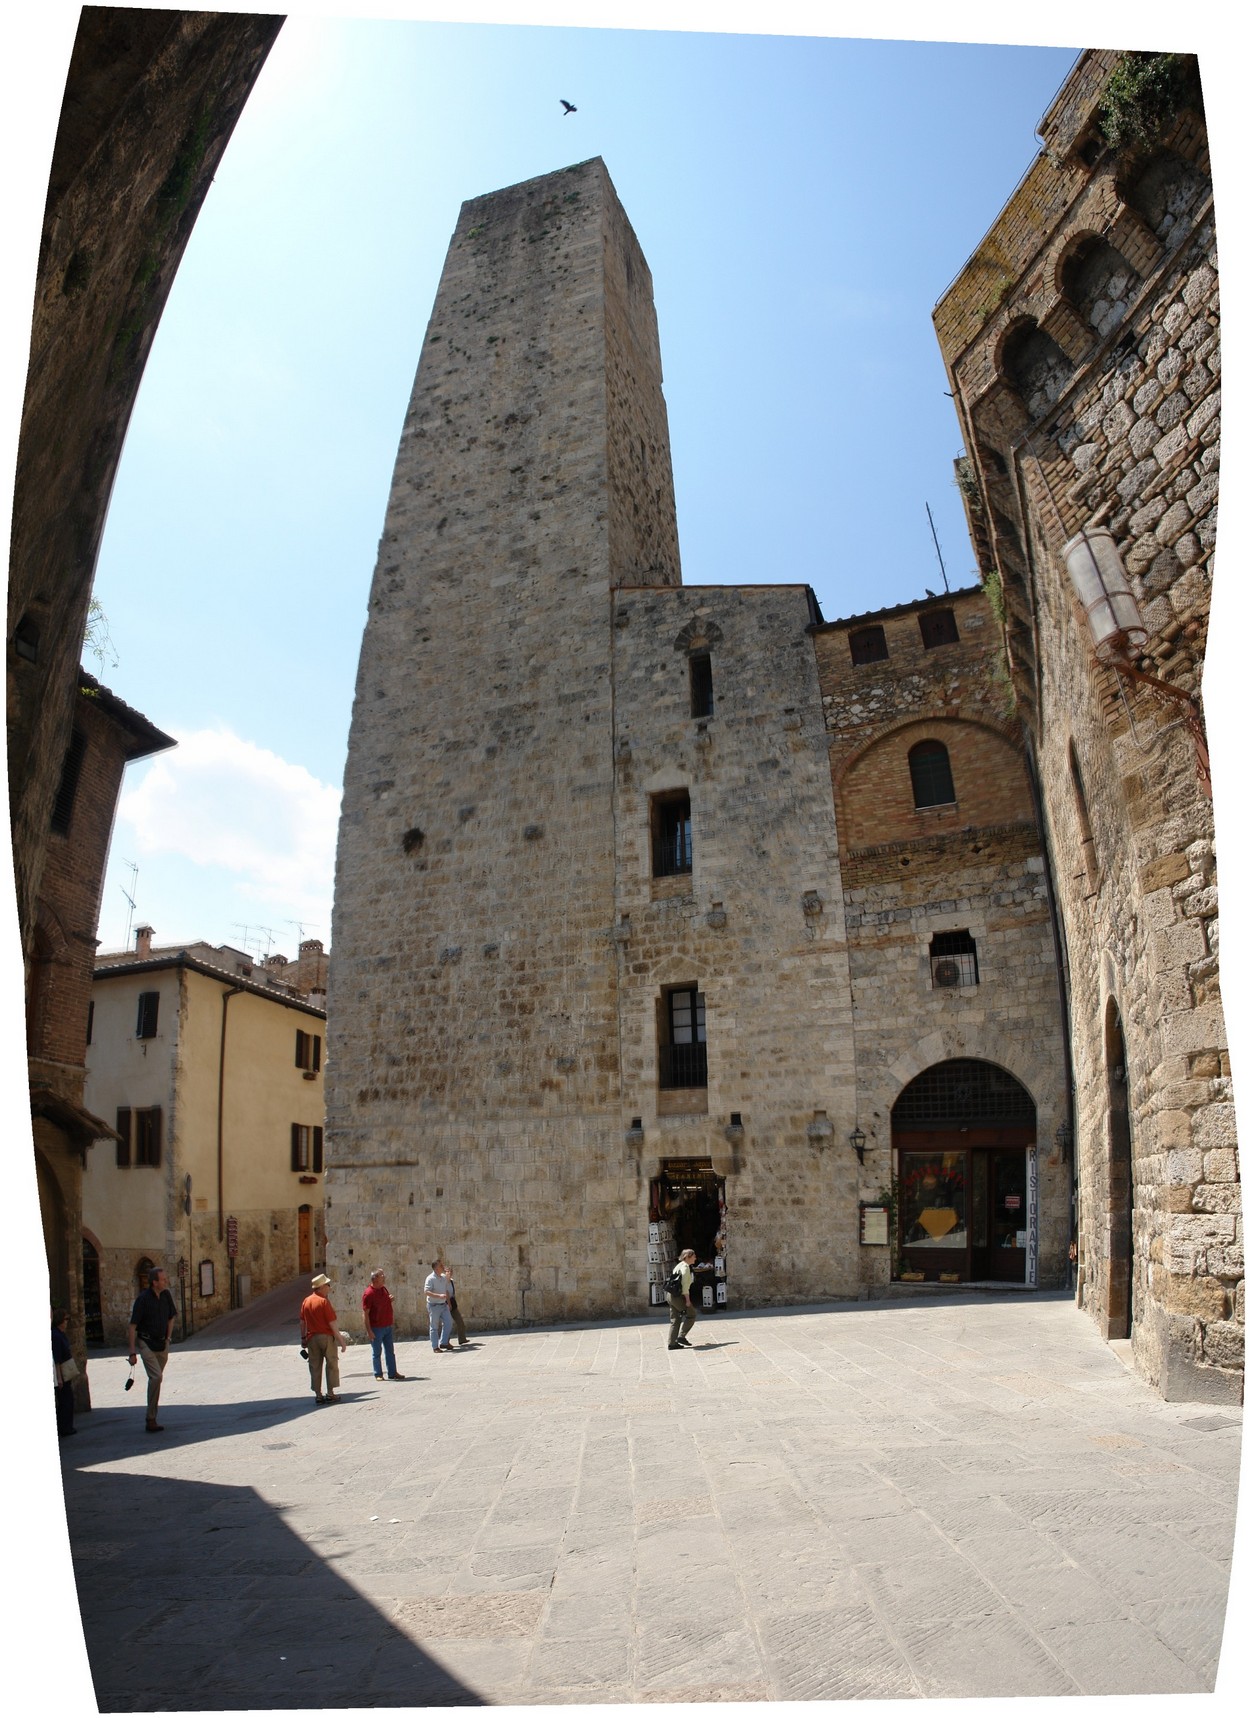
[561,100,577,115]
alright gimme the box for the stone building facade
[328,158,1070,1337]
[27,672,172,1405]
[84,938,328,1342]
[934,52,1238,1400]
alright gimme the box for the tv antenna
[925,502,951,594]
[119,860,139,950]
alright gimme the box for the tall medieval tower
[327,159,683,1325]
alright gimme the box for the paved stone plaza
[60,1289,1242,1708]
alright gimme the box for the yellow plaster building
[83,936,327,1341]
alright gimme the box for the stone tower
[327,159,683,1325]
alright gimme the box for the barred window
[652,791,693,877]
[659,986,707,1090]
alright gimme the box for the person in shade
[300,1273,349,1404]
[423,1260,453,1353]
[362,1268,405,1381]
[52,1308,76,1437]
[440,1258,470,1349]
[127,1266,177,1432]
[666,1248,699,1350]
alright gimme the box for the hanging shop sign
[1026,1145,1039,1287]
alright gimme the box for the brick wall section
[814,588,1069,1288]
[934,55,1239,1400]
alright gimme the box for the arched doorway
[1104,1001,1134,1339]
[893,1059,1038,1284]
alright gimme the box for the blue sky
[51,13,1094,955]
[0,6,1244,976]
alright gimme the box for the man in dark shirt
[127,1267,177,1433]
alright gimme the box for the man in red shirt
[362,1268,405,1381]
[299,1273,348,1404]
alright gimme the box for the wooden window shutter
[313,1034,322,1073]
[295,1029,306,1068]
[150,1106,163,1167]
[116,1107,131,1168]
[313,1127,324,1173]
[291,1122,302,1172]
[136,991,159,1039]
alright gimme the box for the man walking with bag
[666,1248,699,1350]
[127,1266,177,1432]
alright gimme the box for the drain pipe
[217,986,244,1242]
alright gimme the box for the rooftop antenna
[120,860,139,950]
[284,918,309,944]
[925,503,951,594]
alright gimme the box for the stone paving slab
[53,1291,1246,1707]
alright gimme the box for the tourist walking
[52,1308,77,1437]
[666,1248,699,1350]
[300,1272,349,1404]
[441,1258,470,1348]
[127,1266,177,1432]
[423,1260,453,1352]
[362,1268,405,1380]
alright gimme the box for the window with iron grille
[50,728,88,835]
[909,740,956,808]
[918,608,959,648]
[136,990,160,1039]
[295,1029,322,1072]
[689,653,714,718]
[659,986,707,1089]
[135,1107,162,1167]
[930,929,979,989]
[849,625,888,665]
[291,1123,324,1173]
[652,791,693,877]
[893,1058,1035,1127]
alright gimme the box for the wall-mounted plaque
[859,1204,889,1246]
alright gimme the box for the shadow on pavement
[62,1467,480,1711]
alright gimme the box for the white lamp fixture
[1060,527,1147,662]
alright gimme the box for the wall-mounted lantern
[1062,525,1211,797]
[848,1126,867,1164]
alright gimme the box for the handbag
[59,1356,80,1383]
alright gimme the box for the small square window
[919,608,959,649]
[849,626,888,665]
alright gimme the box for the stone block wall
[935,54,1239,1399]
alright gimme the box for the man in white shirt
[423,1260,454,1353]
[666,1248,699,1350]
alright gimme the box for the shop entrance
[893,1060,1037,1285]
[648,1159,727,1312]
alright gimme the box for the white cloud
[118,727,340,928]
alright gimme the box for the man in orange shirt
[300,1273,348,1404]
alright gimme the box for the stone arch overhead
[672,618,723,656]
[81,1224,104,1258]
[881,1032,1061,1132]
[31,897,73,964]
[830,712,1023,797]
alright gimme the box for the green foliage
[1099,53,1197,150]
[83,597,118,673]
[953,454,983,517]
[982,565,1005,624]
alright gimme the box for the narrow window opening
[50,728,88,835]
[14,615,40,662]
[136,991,160,1039]
[659,985,707,1089]
[689,653,714,718]
[652,790,692,877]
